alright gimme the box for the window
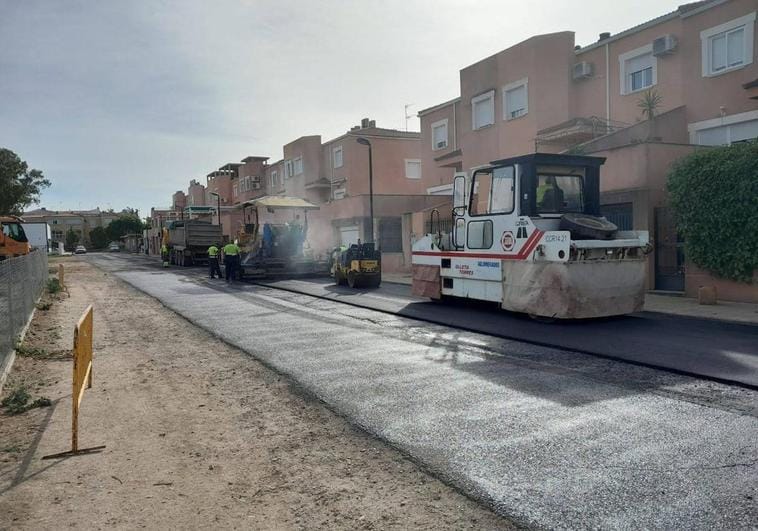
[466,220,493,249]
[536,174,584,214]
[619,45,656,94]
[270,170,278,189]
[333,146,343,168]
[293,157,303,175]
[431,119,448,150]
[471,90,495,130]
[701,12,755,76]
[695,118,758,145]
[233,184,238,197]
[378,218,402,252]
[405,159,422,179]
[285,159,293,178]
[469,166,515,216]
[503,79,528,120]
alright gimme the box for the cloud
[0,0,684,217]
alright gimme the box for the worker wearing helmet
[223,241,241,283]
[207,243,221,279]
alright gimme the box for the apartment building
[23,207,120,248]
[418,0,757,300]
[261,119,444,271]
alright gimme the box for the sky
[1,0,685,218]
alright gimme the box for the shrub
[667,142,758,282]
[46,277,61,294]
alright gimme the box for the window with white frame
[431,119,448,150]
[691,113,758,146]
[619,45,656,94]
[503,78,528,120]
[270,170,278,189]
[701,12,755,77]
[405,159,422,179]
[233,184,238,197]
[333,145,343,168]
[471,90,495,130]
[293,157,303,175]
[285,159,293,178]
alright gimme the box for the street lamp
[356,137,374,244]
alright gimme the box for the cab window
[536,174,584,214]
[2,223,28,242]
[469,166,514,216]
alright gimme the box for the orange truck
[0,215,32,260]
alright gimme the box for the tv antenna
[404,104,414,131]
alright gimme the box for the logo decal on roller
[501,231,515,251]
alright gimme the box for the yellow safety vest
[223,243,239,256]
[208,245,219,257]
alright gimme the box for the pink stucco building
[418,0,757,301]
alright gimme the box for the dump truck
[0,216,32,260]
[166,219,223,266]
[412,153,652,319]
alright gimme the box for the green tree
[667,141,758,282]
[89,226,109,249]
[106,213,145,241]
[65,229,80,251]
[0,148,50,215]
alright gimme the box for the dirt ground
[0,258,511,530]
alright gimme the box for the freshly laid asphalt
[87,254,758,529]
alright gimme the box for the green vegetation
[89,226,109,249]
[667,141,758,282]
[47,277,62,294]
[1,385,51,415]
[65,228,80,251]
[636,89,662,121]
[0,148,50,216]
[106,210,147,242]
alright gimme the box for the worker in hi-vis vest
[161,244,169,268]
[207,243,221,279]
[223,241,241,283]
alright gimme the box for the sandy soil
[0,258,511,530]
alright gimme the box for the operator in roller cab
[0,216,31,260]
[412,153,651,320]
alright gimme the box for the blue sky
[1,0,684,218]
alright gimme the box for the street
[84,254,758,529]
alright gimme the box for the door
[654,207,684,291]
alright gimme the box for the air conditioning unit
[436,140,447,149]
[653,34,677,56]
[572,61,593,80]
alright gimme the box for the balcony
[535,116,629,152]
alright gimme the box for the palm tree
[637,89,663,140]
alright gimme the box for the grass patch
[15,343,49,358]
[46,278,61,294]
[1,385,51,415]
[2,445,22,453]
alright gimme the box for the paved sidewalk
[382,273,758,325]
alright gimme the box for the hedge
[667,141,758,283]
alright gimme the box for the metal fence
[0,250,49,375]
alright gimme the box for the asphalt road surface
[86,253,758,529]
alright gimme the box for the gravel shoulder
[0,258,511,530]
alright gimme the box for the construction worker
[536,176,565,212]
[223,240,241,283]
[161,244,170,267]
[207,243,221,279]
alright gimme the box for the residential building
[418,0,757,301]
[23,207,120,248]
